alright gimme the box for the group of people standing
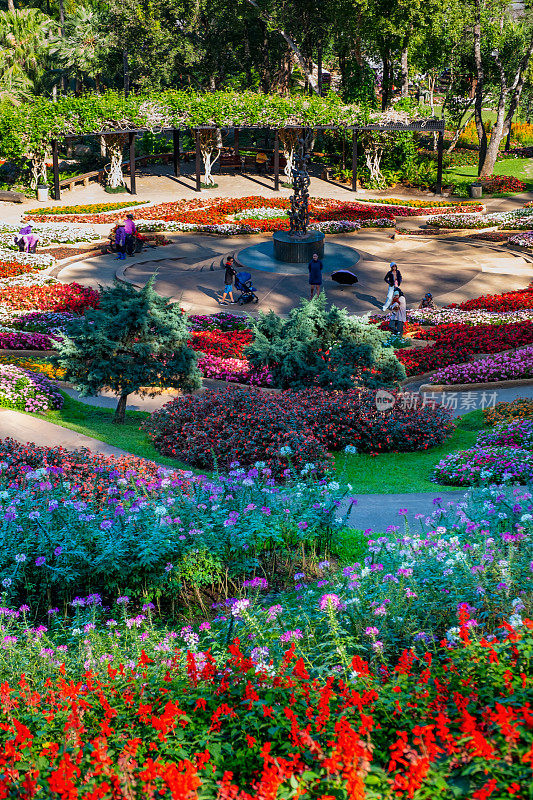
[382,262,435,337]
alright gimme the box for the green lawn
[32,391,190,469]
[334,411,485,494]
[444,158,533,196]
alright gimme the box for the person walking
[308,252,323,299]
[383,262,402,310]
[221,256,236,304]
[124,214,137,256]
[114,221,126,260]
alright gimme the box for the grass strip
[335,410,485,494]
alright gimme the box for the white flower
[279,446,293,456]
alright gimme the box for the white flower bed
[0,223,100,247]
[0,272,56,288]
[232,207,288,220]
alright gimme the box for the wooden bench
[219,153,243,173]
[59,153,174,192]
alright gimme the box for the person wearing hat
[418,292,435,309]
[114,221,127,260]
[383,262,402,310]
[124,213,137,256]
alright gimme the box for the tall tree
[54,280,202,424]
[49,5,109,90]
[0,8,56,94]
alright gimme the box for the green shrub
[245,294,406,391]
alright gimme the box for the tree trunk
[381,51,390,110]
[479,39,533,178]
[400,43,409,97]
[58,0,65,30]
[473,0,487,175]
[114,394,128,424]
[245,0,320,94]
[7,0,14,12]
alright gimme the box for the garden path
[55,229,532,316]
[0,407,132,458]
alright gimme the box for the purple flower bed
[0,331,59,350]
[188,312,251,332]
[13,311,75,335]
[0,363,63,412]
[432,445,533,485]
[477,419,533,450]
[429,346,533,385]
[197,354,272,386]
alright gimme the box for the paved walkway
[0,407,132,458]
[55,228,533,317]
[346,491,466,531]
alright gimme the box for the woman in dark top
[383,262,402,310]
[308,253,323,299]
[221,256,236,304]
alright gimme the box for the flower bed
[0,611,530,798]
[428,345,533,385]
[25,200,148,216]
[0,330,58,350]
[429,207,533,230]
[12,310,75,335]
[197,354,272,385]
[353,196,481,209]
[399,320,533,376]
[449,283,533,311]
[508,230,533,248]
[0,446,344,607]
[0,354,64,379]
[0,223,100,247]
[0,282,99,313]
[0,248,54,269]
[0,364,63,412]
[484,398,533,425]
[477,418,533,449]
[188,312,251,332]
[432,445,533,485]
[143,387,453,475]
[409,307,533,326]
[26,196,485,231]
[190,329,252,359]
[481,174,526,193]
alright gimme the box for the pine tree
[245,294,406,390]
[54,279,201,423]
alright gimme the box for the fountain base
[272,230,325,263]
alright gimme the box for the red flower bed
[143,387,453,474]
[26,196,485,226]
[0,438,165,508]
[450,283,533,311]
[481,175,526,193]
[190,329,252,358]
[399,320,533,375]
[0,614,531,798]
[0,282,99,313]
[0,262,35,280]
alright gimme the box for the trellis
[51,119,445,201]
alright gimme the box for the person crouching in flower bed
[418,291,436,309]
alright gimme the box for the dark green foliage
[54,278,201,422]
[245,294,406,390]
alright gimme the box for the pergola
[51,119,445,201]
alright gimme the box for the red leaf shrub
[143,388,330,477]
[143,387,453,474]
[399,320,533,376]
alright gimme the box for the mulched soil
[40,245,105,260]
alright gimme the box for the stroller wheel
[253,297,258,304]
[239,297,244,305]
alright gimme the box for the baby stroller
[234,271,258,305]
